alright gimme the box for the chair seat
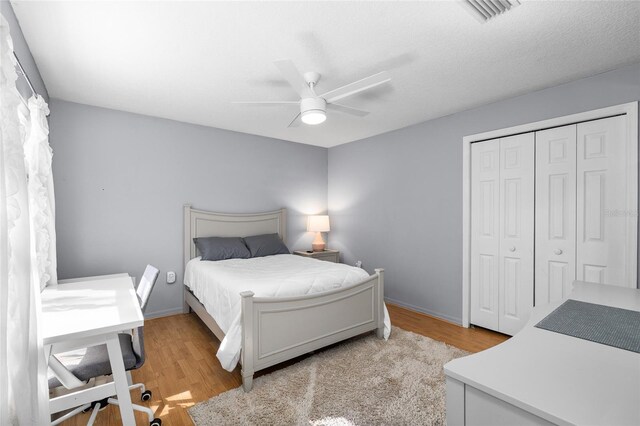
[48,333,137,389]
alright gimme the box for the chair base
[107,397,156,423]
[51,403,92,426]
[51,382,159,426]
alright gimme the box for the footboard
[240,268,385,391]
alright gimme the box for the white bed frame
[182,204,385,391]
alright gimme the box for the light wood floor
[59,303,508,425]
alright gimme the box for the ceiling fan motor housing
[301,97,326,114]
[300,97,327,125]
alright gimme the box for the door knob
[509,246,516,252]
[554,249,563,255]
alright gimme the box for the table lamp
[307,215,330,252]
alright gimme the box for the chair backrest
[136,264,159,311]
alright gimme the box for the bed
[182,204,389,391]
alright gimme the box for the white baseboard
[384,297,462,325]
[144,306,185,320]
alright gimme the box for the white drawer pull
[554,249,563,255]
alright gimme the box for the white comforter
[184,254,391,371]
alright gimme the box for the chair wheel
[150,418,161,426]
[141,390,152,401]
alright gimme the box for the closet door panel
[577,116,628,286]
[535,125,577,305]
[471,140,500,331]
[498,133,534,335]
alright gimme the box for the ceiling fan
[234,59,391,127]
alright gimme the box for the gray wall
[1,0,48,101]
[328,63,640,324]
[49,100,328,317]
[10,0,638,324]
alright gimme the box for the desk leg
[45,344,53,417]
[105,335,135,426]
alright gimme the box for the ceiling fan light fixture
[300,97,327,125]
[301,110,326,125]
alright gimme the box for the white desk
[445,282,640,426]
[42,275,144,425]
[57,273,130,284]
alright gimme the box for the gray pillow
[193,237,250,261]
[244,233,290,258]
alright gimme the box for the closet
[470,114,635,335]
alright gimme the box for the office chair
[48,265,161,426]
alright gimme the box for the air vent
[464,0,521,22]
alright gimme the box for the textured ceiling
[11,1,640,148]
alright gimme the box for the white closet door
[535,125,577,305]
[576,116,629,286]
[498,133,535,335]
[470,139,500,331]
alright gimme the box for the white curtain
[0,14,50,425]
[24,94,57,290]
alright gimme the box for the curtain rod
[13,51,37,97]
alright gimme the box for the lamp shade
[307,215,330,232]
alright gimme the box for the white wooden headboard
[183,204,287,266]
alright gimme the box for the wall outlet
[166,271,176,284]
[355,260,363,268]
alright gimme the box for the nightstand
[293,249,340,263]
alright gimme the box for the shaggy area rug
[189,327,468,426]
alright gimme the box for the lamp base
[312,232,326,252]
[312,242,326,252]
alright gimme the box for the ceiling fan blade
[232,101,299,105]
[288,113,302,128]
[321,71,391,104]
[274,59,311,97]
[327,103,369,117]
